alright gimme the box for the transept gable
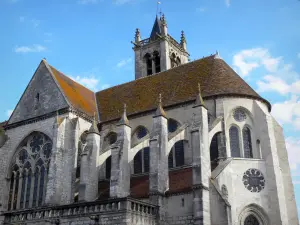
[8,60,69,125]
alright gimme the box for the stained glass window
[8,132,52,210]
[233,108,247,122]
[243,127,253,158]
[105,156,111,179]
[230,126,240,157]
[244,215,259,225]
[133,147,150,174]
[168,141,185,168]
[136,126,147,139]
[168,119,178,133]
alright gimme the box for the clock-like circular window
[242,168,265,193]
[233,108,247,122]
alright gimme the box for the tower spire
[89,112,99,133]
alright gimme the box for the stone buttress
[110,104,131,198]
[149,95,169,224]
[191,86,211,225]
[79,118,100,202]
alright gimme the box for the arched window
[105,156,112,179]
[170,53,177,68]
[210,133,219,171]
[76,131,88,179]
[168,119,179,133]
[176,57,181,66]
[7,132,52,210]
[153,51,161,73]
[133,147,150,174]
[144,53,152,76]
[134,126,148,139]
[244,214,260,225]
[104,132,117,146]
[229,126,240,157]
[243,126,253,158]
[168,140,185,169]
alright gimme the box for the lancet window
[144,53,153,76]
[168,140,185,169]
[7,132,52,210]
[133,147,150,174]
[153,51,161,73]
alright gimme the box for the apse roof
[95,54,271,122]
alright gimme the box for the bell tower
[132,14,190,80]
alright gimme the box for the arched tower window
[168,140,185,169]
[229,126,240,157]
[170,53,176,68]
[144,53,153,76]
[133,147,150,174]
[153,51,161,73]
[176,57,181,66]
[7,132,52,210]
[243,126,253,158]
[244,214,260,225]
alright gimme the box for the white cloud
[271,95,300,130]
[78,0,98,4]
[117,58,132,68]
[6,110,13,118]
[233,48,281,77]
[225,0,230,7]
[69,76,99,91]
[14,44,47,53]
[100,84,110,90]
[286,137,300,171]
[114,0,134,5]
[196,7,206,13]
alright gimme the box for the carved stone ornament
[242,168,265,193]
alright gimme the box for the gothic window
[176,57,181,66]
[168,140,185,169]
[233,108,247,122]
[135,126,148,139]
[168,119,179,133]
[104,132,117,146]
[243,126,253,158]
[133,147,150,174]
[7,132,52,210]
[153,51,161,73]
[170,53,177,68]
[244,215,260,225]
[210,133,219,171]
[144,53,152,76]
[77,131,88,179]
[105,156,112,179]
[230,126,240,157]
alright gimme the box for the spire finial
[135,28,141,42]
[195,83,206,108]
[89,112,99,134]
[154,93,167,118]
[118,103,130,126]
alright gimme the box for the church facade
[0,15,298,225]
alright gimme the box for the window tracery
[7,132,52,210]
[243,126,253,158]
[229,126,240,157]
[168,119,179,133]
[133,147,150,174]
[168,140,185,169]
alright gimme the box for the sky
[0,0,300,219]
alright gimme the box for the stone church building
[0,15,298,225]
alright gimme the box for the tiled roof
[48,64,97,118]
[129,167,193,198]
[96,55,271,122]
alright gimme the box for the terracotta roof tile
[96,56,271,122]
[49,65,97,118]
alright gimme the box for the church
[0,14,298,225]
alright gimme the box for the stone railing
[140,38,151,46]
[3,197,158,224]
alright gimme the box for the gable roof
[96,55,271,122]
[47,62,97,118]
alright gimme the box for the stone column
[191,85,211,225]
[110,104,131,198]
[217,120,227,160]
[79,120,100,202]
[149,95,169,223]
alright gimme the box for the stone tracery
[8,131,52,210]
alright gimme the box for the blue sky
[0,0,300,218]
